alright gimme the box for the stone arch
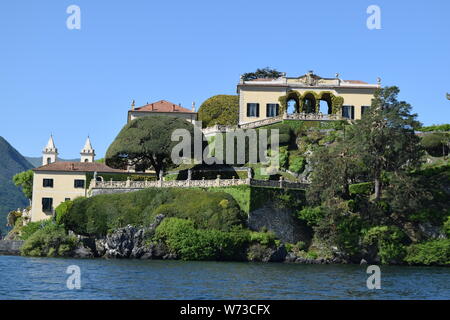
[302,92,318,113]
[278,90,302,114]
[318,92,333,114]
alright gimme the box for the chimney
[191,101,195,112]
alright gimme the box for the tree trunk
[374,177,381,200]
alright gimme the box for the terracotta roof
[133,100,195,113]
[33,162,126,173]
[344,80,368,84]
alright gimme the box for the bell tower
[42,135,58,166]
[80,136,95,163]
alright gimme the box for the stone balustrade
[90,175,308,192]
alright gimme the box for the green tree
[106,116,197,176]
[241,67,284,81]
[198,95,239,127]
[348,86,423,199]
[12,170,33,200]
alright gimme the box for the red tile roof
[33,162,126,173]
[133,100,195,113]
[344,80,368,84]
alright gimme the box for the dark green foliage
[288,155,305,174]
[420,132,450,157]
[0,137,33,235]
[362,226,408,264]
[297,206,324,227]
[349,182,374,196]
[20,219,54,240]
[405,239,450,266]
[241,67,283,81]
[155,218,249,261]
[21,222,78,257]
[106,116,197,176]
[55,200,74,225]
[61,188,245,237]
[198,95,239,127]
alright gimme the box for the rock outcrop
[248,204,311,244]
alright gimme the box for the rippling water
[0,255,449,299]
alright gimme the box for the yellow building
[237,71,380,125]
[30,136,125,222]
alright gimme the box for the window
[65,198,71,202]
[43,179,54,188]
[247,103,259,117]
[74,179,85,188]
[42,198,53,212]
[266,104,279,117]
[342,105,355,119]
[361,106,370,116]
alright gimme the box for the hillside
[0,137,33,236]
[25,156,79,168]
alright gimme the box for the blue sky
[0,0,449,159]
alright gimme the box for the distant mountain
[0,137,33,236]
[25,156,80,168]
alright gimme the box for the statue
[446,93,450,100]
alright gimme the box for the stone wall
[0,240,24,255]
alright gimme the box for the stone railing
[90,176,308,192]
[239,116,283,129]
[283,112,346,121]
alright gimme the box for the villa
[237,71,380,126]
[30,136,125,222]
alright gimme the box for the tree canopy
[241,67,284,81]
[198,95,239,128]
[13,170,33,200]
[105,116,196,176]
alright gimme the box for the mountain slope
[25,156,80,168]
[0,137,33,236]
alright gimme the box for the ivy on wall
[278,90,344,115]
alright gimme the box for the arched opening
[84,159,89,162]
[287,98,298,114]
[46,157,51,164]
[302,93,316,113]
[319,92,333,114]
[319,101,329,114]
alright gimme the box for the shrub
[421,133,449,157]
[55,200,74,225]
[155,218,249,261]
[420,124,450,132]
[20,219,53,240]
[198,95,239,127]
[249,231,276,246]
[443,216,450,237]
[349,182,374,196]
[405,239,450,266]
[288,155,305,174]
[21,222,78,257]
[297,206,323,227]
[362,226,407,264]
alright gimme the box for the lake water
[0,255,449,299]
